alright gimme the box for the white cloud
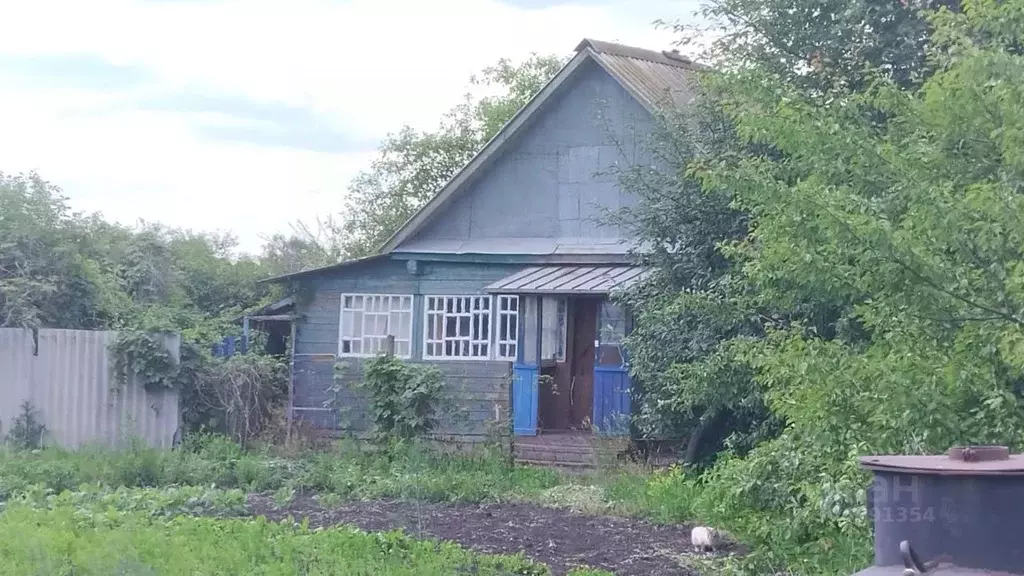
[0,0,695,253]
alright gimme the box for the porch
[485,265,642,465]
[513,431,631,468]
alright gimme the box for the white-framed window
[424,295,492,359]
[495,295,519,361]
[339,294,413,358]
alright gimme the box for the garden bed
[245,494,733,576]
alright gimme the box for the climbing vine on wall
[109,331,183,392]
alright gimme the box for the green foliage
[0,504,549,576]
[331,355,446,442]
[108,335,288,447]
[109,331,182,392]
[672,0,960,94]
[612,81,773,462]
[183,353,289,448]
[0,437,561,504]
[615,0,1024,573]
[8,484,249,518]
[0,172,278,334]
[5,402,46,450]
[0,173,110,329]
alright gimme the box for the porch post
[512,294,540,436]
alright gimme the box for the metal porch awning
[485,265,647,295]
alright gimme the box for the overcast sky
[0,0,697,254]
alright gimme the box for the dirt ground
[244,494,735,576]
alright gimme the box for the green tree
[0,172,276,335]
[672,0,960,94]
[0,173,107,328]
[339,54,565,258]
[657,1,1024,573]
[614,97,770,463]
[259,218,347,276]
[618,0,972,465]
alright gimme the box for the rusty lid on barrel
[859,446,1024,476]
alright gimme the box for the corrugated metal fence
[0,328,181,449]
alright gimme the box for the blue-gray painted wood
[294,259,525,357]
[292,355,511,438]
[290,259,525,441]
[398,59,653,252]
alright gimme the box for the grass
[0,438,622,576]
[0,437,703,534]
[0,435,867,575]
[0,436,562,503]
[0,504,554,575]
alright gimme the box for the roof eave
[258,254,390,283]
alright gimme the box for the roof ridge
[574,38,696,69]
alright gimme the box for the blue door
[593,365,631,435]
[592,300,632,436]
[512,363,539,436]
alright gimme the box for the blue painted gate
[512,363,539,436]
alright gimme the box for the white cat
[691,526,720,552]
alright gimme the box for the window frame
[422,294,498,361]
[338,293,414,359]
[495,295,519,361]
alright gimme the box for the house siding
[291,259,526,440]
[403,59,654,249]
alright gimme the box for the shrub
[331,354,445,442]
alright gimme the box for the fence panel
[0,328,180,449]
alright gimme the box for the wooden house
[268,39,698,465]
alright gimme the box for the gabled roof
[578,39,703,110]
[377,38,701,255]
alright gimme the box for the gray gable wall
[396,59,653,253]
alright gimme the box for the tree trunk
[683,416,709,464]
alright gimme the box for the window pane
[353,311,363,337]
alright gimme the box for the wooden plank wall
[291,259,523,441]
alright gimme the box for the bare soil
[243,494,736,575]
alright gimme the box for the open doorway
[537,296,600,431]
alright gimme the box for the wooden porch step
[514,458,595,470]
[515,449,596,466]
[513,432,612,468]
